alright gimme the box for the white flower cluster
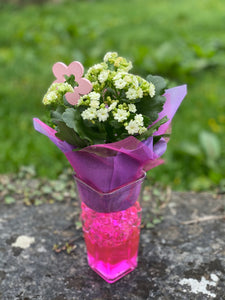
[80,52,157,135]
[125,114,147,135]
[85,52,155,101]
[42,82,74,105]
[114,108,129,122]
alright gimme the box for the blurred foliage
[0,0,224,191]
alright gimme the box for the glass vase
[74,172,145,283]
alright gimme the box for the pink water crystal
[81,201,142,283]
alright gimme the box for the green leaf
[62,108,77,128]
[54,193,64,201]
[75,221,82,230]
[51,106,89,147]
[179,142,202,157]
[5,196,16,204]
[62,108,92,142]
[55,121,88,148]
[62,108,106,145]
[152,217,163,225]
[146,74,167,95]
[137,116,168,141]
[146,222,155,229]
[199,131,221,161]
[51,105,65,124]
[143,115,151,127]
[199,131,221,169]
[41,185,53,194]
[109,119,123,129]
[64,74,78,88]
[136,95,166,122]
[34,199,43,206]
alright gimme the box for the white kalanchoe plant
[42,52,169,148]
[42,82,74,105]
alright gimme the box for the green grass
[0,0,225,190]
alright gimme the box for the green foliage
[136,75,167,122]
[46,58,168,147]
[64,74,79,88]
[56,121,88,148]
[138,116,168,142]
[4,196,16,205]
[0,0,224,190]
[61,108,106,145]
[146,75,167,95]
[199,131,221,168]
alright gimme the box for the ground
[0,172,224,299]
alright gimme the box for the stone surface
[0,186,225,299]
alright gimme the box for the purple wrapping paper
[33,85,187,211]
[74,171,146,212]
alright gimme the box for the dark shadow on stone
[0,270,6,282]
[12,247,23,257]
[52,295,68,300]
[65,276,88,290]
[6,235,17,245]
[184,259,224,281]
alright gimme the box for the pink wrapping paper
[33,85,187,196]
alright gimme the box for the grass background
[0,0,225,191]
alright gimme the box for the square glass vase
[74,172,145,283]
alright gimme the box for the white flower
[136,88,143,98]
[114,109,129,122]
[108,101,118,111]
[125,61,133,72]
[97,108,109,122]
[103,52,118,62]
[138,127,147,134]
[56,82,74,94]
[89,92,100,101]
[81,108,97,120]
[113,71,126,81]
[126,88,137,100]
[89,100,100,109]
[77,96,84,106]
[77,98,82,106]
[98,70,109,83]
[149,82,156,97]
[77,95,89,106]
[125,120,140,135]
[131,76,139,89]
[113,73,121,81]
[128,104,137,113]
[42,82,74,105]
[134,114,144,126]
[43,91,58,105]
[123,74,132,84]
[114,78,127,89]
[85,64,105,79]
[92,63,104,71]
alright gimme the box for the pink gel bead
[81,202,142,283]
